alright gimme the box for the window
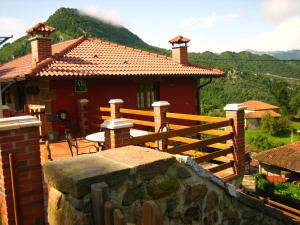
[137,83,160,109]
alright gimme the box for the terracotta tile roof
[243,100,279,111]
[245,110,281,119]
[253,141,300,172]
[0,38,84,80]
[0,37,224,80]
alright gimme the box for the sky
[1,0,300,53]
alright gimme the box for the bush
[260,113,291,136]
[255,174,300,205]
[255,174,274,196]
[249,134,276,151]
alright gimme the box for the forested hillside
[1,7,299,116]
[0,7,168,63]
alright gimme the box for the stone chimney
[26,23,55,65]
[169,35,190,65]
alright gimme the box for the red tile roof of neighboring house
[245,110,281,119]
[243,100,279,111]
[267,176,287,183]
[253,141,300,172]
[0,37,224,81]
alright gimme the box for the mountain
[0,7,169,63]
[247,49,300,60]
[0,7,299,116]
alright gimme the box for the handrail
[120,108,154,117]
[169,123,230,136]
[166,112,227,123]
[130,120,232,145]
[100,107,110,112]
[165,134,232,154]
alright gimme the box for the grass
[291,121,300,130]
[246,123,300,151]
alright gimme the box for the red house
[0,23,224,138]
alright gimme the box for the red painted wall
[50,78,197,135]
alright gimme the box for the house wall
[49,78,197,136]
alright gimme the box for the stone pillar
[109,99,124,119]
[224,104,246,176]
[101,118,133,149]
[152,101,170,150]
[0,116,45,225]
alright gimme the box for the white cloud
[0,17,25,42]
[80,6,122,26]
[179,12,239,29]
[239,16,300,51]
[180,12,217,29]
[261,0,300,22]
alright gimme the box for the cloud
[261,0,300,22]
[236,16,300,51]
[0,17,25,42]
[80,6,122,26]
[179,12,239,29]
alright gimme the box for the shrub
[255,174,274,196]
[260,113,291,136]
[249,134,276,151]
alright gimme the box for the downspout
[196,78,212,115]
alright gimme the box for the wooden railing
[99,106,238,180]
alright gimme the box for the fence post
[152,101,170,150]
[109,99,124,119]
[224,104,246,176]
[101,118,133,149]
[0,116,45,225]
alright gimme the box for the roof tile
[0,37,224,80]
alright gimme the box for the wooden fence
[100,106,238,180]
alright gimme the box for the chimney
[169,35,190,65]
[26,23,55,65]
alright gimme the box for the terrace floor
[40,139,99,162]
[39,139,234,180]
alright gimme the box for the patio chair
[65,130,99,157]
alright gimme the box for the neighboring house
[0,23,224,138]
[253,141,300,181]
[243,100,281,129]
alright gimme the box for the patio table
[85,129,149,144]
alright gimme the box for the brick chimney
[169,35,190,65]
[26,23,55,65]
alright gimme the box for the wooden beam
[165,134,232,155]
[130,120,231,145]
[194,148,233,163]
[120,108,154,117]
[100,107,110,112]
[169,123,230,136]
[166,112,228,123]
[208,161,233,173]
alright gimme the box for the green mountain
[189,52,300,115]
[0,7,168,63]
[1,7,299,116]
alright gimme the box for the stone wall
[44,146,299,225]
